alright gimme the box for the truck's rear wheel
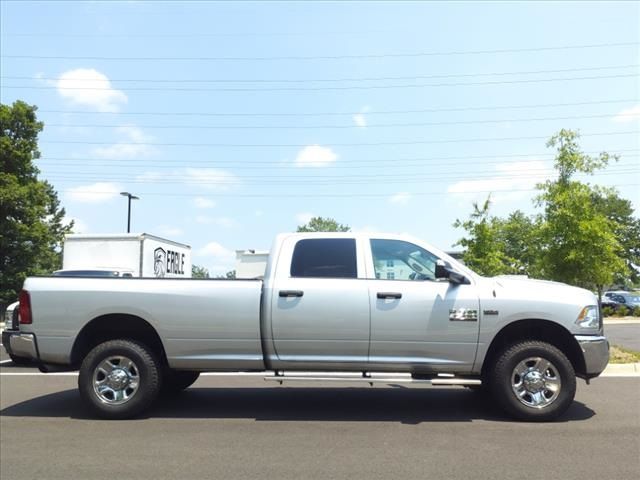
[79,339,161,419]
[162,370,200,394]
[489,341,576,422]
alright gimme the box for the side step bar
[264,373,481,387]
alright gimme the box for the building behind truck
[235,249,269,278]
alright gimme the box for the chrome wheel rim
[511,357,561,409]
[92,356,140,405]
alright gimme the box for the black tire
[489,341,576,422]
[9,354,32,366]
[162,370,200,394]
[78,339,162,419]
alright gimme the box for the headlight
[576,306,600,329]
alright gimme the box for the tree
[453,197,513,276]
[1,101,73,307]
[590,186,640,288]
[191,264,210,279]
[296,216,350,232]
[495,210,540,276]
[536,130,626,299]
[453,129,634,294]
[215,270,236,279]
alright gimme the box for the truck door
[365,239,480,372]
[269,237,370,365]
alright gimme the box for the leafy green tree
[215,270,236,279]
[191,264,210,278]
[536,130,626,299]
[453,197,513,276]
[296,216,350,232]
[495,210,541,276]
[590,186,640,288]
[1,101,73,307]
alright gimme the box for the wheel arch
[480,319,586,378]
[70,314,167,368]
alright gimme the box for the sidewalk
[604,318,640,325]
[601,362,640,377]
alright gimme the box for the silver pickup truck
[7,233,609,421]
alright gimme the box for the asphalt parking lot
[606,322,640,351]
[1,358,639,480]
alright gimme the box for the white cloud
[447,160,553,204]
[195,242,236,275]
[296,212,315,224]
[56,68,127,112]
[156,225,183,237]
[66,182,121,203]
[295,145,338,168]
[613,104,640,123]
[92,125,157,160]
[194,197,216,209]
[198,242,235,258]
[65,216,89,233]
[389,192,411,205]
[185,168,239,190]
[353,113,367,128]
[352,106,370,128]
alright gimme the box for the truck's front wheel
[489,341,576,422]
[78,339,162,419]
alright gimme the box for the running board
[264,373,481,386]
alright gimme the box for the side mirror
[435,260,470,285]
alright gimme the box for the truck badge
[449,308,478,322]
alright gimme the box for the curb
[604,319,640,325]
[600,362,640,377]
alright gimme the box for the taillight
[19,290,32,324]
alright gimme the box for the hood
[489,275,597,307]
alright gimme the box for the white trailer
[62,233,192,278]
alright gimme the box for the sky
[1,1,639,275]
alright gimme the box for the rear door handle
[279,290,304,298]
[377,292,402,299]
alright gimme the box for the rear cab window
[290,238,358,278]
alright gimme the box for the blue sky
[1,1,639,275]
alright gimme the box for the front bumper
[4,330,39,361]
[575,335,609,378]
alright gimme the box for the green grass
[609,344,640,364]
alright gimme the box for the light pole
[120,192,139,233]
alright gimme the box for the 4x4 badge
[449,309,478,321]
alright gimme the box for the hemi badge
[483,310,499,315]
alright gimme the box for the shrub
[602,306,615,317]
[633,306,640,317]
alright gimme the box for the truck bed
[22,277,265,369]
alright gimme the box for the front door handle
[377,292,402,299]
[279,290,304,298]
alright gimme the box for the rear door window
[290,239,357,278]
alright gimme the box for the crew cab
[7,233,609,421]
